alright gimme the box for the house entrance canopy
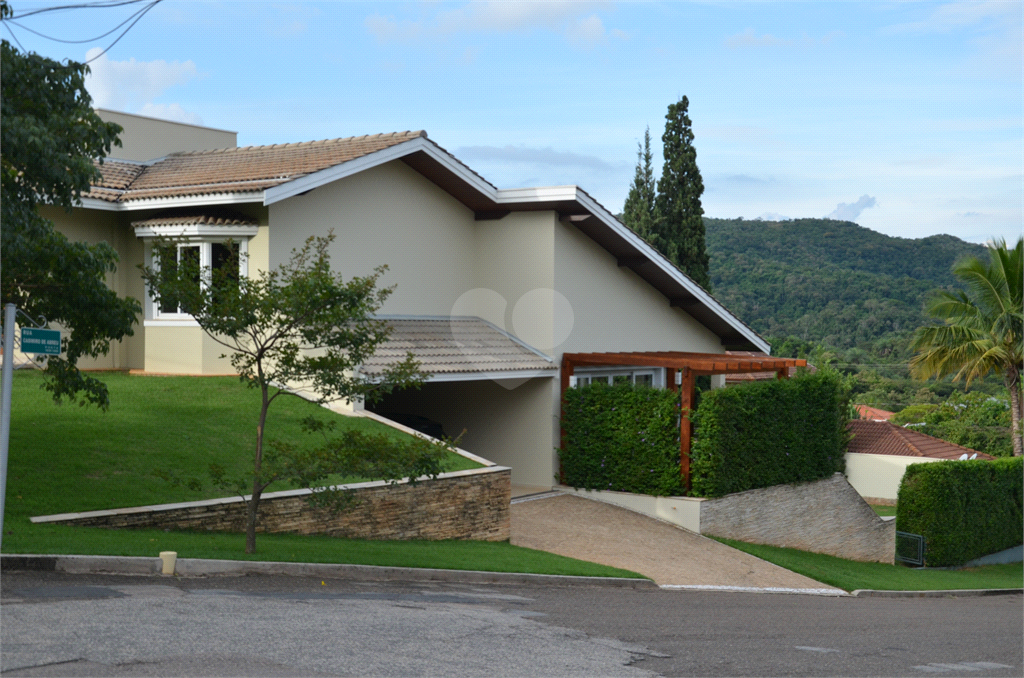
[560,351,808,491]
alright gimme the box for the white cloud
[726,28,792,48]
[365,1,620,48]
[886,0,1017,34]
[757,212,792,221]
[826,195,877,222]
[565,15,608,48]
[85,48,201,118]
[456,145,620,172]
[726,28,841,49]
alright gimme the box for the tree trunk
[245,486,262,554]
[245,380,271,553]
[1008,371,1023,457]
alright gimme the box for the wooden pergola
[561,352,808,491]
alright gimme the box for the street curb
[0,554,657,590]
[851,588,1023,598]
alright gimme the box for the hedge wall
[560,383,684,496]
[689,371,849,498]
[896,457,1023,567]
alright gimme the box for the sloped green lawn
[5,370,478,519]
[714,537,1023,592]
[2,371,644,579]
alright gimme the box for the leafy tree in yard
[891,391,1014,458]
[621,127,660,242]
[0,6,140,409]
[655,96,711,290]
[142,232,444,553]
[910,238,1023,457]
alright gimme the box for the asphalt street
[1,571,1021,677]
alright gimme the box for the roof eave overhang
[80,192,263,212]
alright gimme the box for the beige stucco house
[50,110,769,492]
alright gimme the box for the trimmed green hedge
[689,371,849,498]
[896,457,1023,567]
[560,383,684,496]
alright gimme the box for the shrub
[689,370,849,498]
[560,383,684,496]
[896,456,1023,567]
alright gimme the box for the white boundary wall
[843,453,943,503]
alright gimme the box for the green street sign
[21,327,61,355]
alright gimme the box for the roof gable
[82,127,769,352]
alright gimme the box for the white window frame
[136,222,258,324]
[573,366,665,389]
[149,240,248,320]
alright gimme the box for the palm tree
[910,237,1023,457]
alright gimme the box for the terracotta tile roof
[361,318,556,378]
[723,350,816,383]
[847,419,995,460]
[131,210,258,228]
[85,131,427,203]
[854,404,895,421]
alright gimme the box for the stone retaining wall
[32,467,511,541]
[699,473,895,563]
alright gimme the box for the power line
[1,0,161,62]
[6,0,155,44]
[8,0,150,21]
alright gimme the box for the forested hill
[705,218,988,353]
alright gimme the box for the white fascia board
[80,193,263,212]
[571,190,771,354]
[263,137,500,206]
[425,369,556,383]
[134,224,259,239]
[494,186,580,203]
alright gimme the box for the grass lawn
[10,523,646,579]
[7,370,479,519]
[4,371,645,579]
[713,537,1023,592]
[869,504,896,517]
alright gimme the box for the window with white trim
[153,241,242,318]
[573,367,663,388]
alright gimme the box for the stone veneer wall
[699,473,895,563]
[35,467,511,541]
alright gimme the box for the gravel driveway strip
[511,494,845,594]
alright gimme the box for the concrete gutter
[0,554,656,590]
[851,588,1023,598]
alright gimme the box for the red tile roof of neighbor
[854,404,895,421]
[87,131,429,203]
[847,419,995,460]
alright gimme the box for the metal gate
[895,531,925,566]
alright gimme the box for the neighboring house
[854,404,894,421]
[844,419,994,503]
[47,110,772,491]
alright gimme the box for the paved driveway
[511,493,844,592]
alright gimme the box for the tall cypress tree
[622,127,660,242]
[654,96,711,290]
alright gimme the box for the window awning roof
[361,316,557,383]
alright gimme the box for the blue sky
[6,1,1022,244]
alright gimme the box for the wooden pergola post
[678,368,695,492]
